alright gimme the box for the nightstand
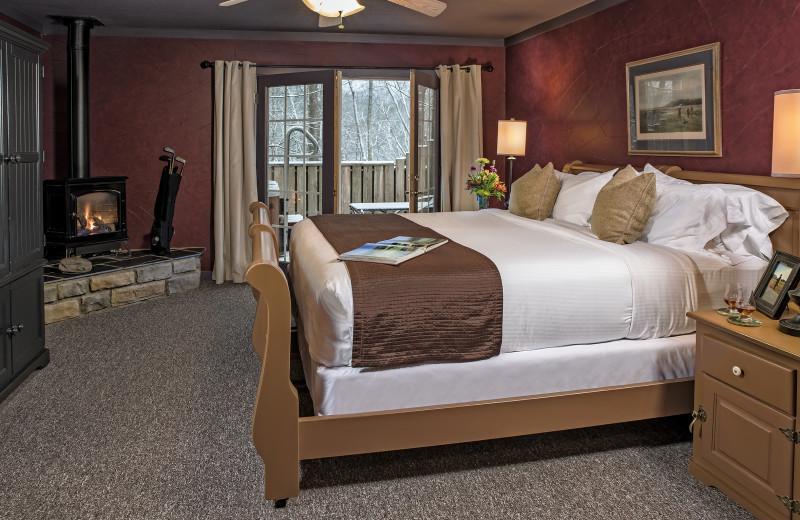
[687,309,800,520]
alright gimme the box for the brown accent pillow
[591,165,656,244]
[508,162,562,221]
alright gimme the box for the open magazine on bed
[338,236,448,265]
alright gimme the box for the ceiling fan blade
[219,0,248,6]
[387,0,446,17]
[318,13,343,27]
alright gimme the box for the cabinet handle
[689,405,706,433]
[732,365,743,377]
[4,324,23,336]
[4,152,39,164]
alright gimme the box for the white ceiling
[0,0,616,44]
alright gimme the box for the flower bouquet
[465,158,507,209]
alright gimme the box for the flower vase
[477,196,489,210]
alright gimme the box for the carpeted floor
[0,281,754,519]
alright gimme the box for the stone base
[45,251,202,324]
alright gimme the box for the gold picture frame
[626,42,721,157]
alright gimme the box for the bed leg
[274,499,288,509]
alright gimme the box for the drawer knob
[732,365,743,377]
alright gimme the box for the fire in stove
[75,191,118,236]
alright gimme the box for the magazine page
[376,236,448,250]
[338,243,425,265]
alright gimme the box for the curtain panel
[213,60,258,284]
[438,64,483,212]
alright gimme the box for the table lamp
[772,90,800,335]
[771,89,800,178]
[497,119,527,203]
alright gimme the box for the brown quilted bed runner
[309,214,503,368]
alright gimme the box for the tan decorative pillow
[591,165,656,244]
[508,162,562,221]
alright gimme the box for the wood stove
[43,17,129,259]
[43,177,128,258]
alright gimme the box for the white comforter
[290,209,765,368]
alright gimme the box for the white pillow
[554,169,572,183]
[551,169,617,226]
[705,184,788,259]
[640,183,728,252]
[639,163,692,187]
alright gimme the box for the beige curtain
[212,60,257,284]
[438,64,483,212]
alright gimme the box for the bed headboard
[562,160,800,258]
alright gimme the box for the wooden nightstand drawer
[699,333,796,415]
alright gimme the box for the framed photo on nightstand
[754,251,800,319]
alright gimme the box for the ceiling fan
[219,0,447,29]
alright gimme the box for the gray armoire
[0,20,49,402]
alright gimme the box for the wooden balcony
[266,159,410,216]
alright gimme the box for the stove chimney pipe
[55,17,102,179]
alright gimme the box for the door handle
[5,324,22,336]
[5,152,39,164]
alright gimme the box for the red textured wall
[505,0,800,180]
[41,36,505,270]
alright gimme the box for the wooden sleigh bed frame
[245,162,800,507]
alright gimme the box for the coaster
[727,315,762,327]
[717,307,738,317]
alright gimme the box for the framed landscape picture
[626,42,721,157]
[754,251,800,319]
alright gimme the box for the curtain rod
[199,60,493,72]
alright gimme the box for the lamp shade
[302,0,364,17]
[497,119,527,156]
[772,89,800,177]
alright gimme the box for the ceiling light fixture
[302,0,364,18]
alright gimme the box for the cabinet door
[6,42,42,272]
[0,284,10,387]
[701,374,794,518]
[9,268,44,373]
[0,41,8,281]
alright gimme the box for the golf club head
[158,155,172,162]
[163,147,175,156]
[175,157,186,175]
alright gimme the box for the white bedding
[290,209,766,368]
[301,332,697,416]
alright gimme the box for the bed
[245,161,800,506]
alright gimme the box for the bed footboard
[245,201,300,504]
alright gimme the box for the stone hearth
[44,247,204,323]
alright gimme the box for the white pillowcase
[640,182,729,252]
[551,169,617,226]
[554,169,572,183]
[638,163,787,258]
[640,163,691,187]
[705,184,788,259]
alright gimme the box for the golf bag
[151,147,185,254]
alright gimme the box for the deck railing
[266,158,410,215]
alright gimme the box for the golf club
[174,157,186,176]
[163,146,176,175]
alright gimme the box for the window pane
[308,84,324,119]
[268,86,285,120]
